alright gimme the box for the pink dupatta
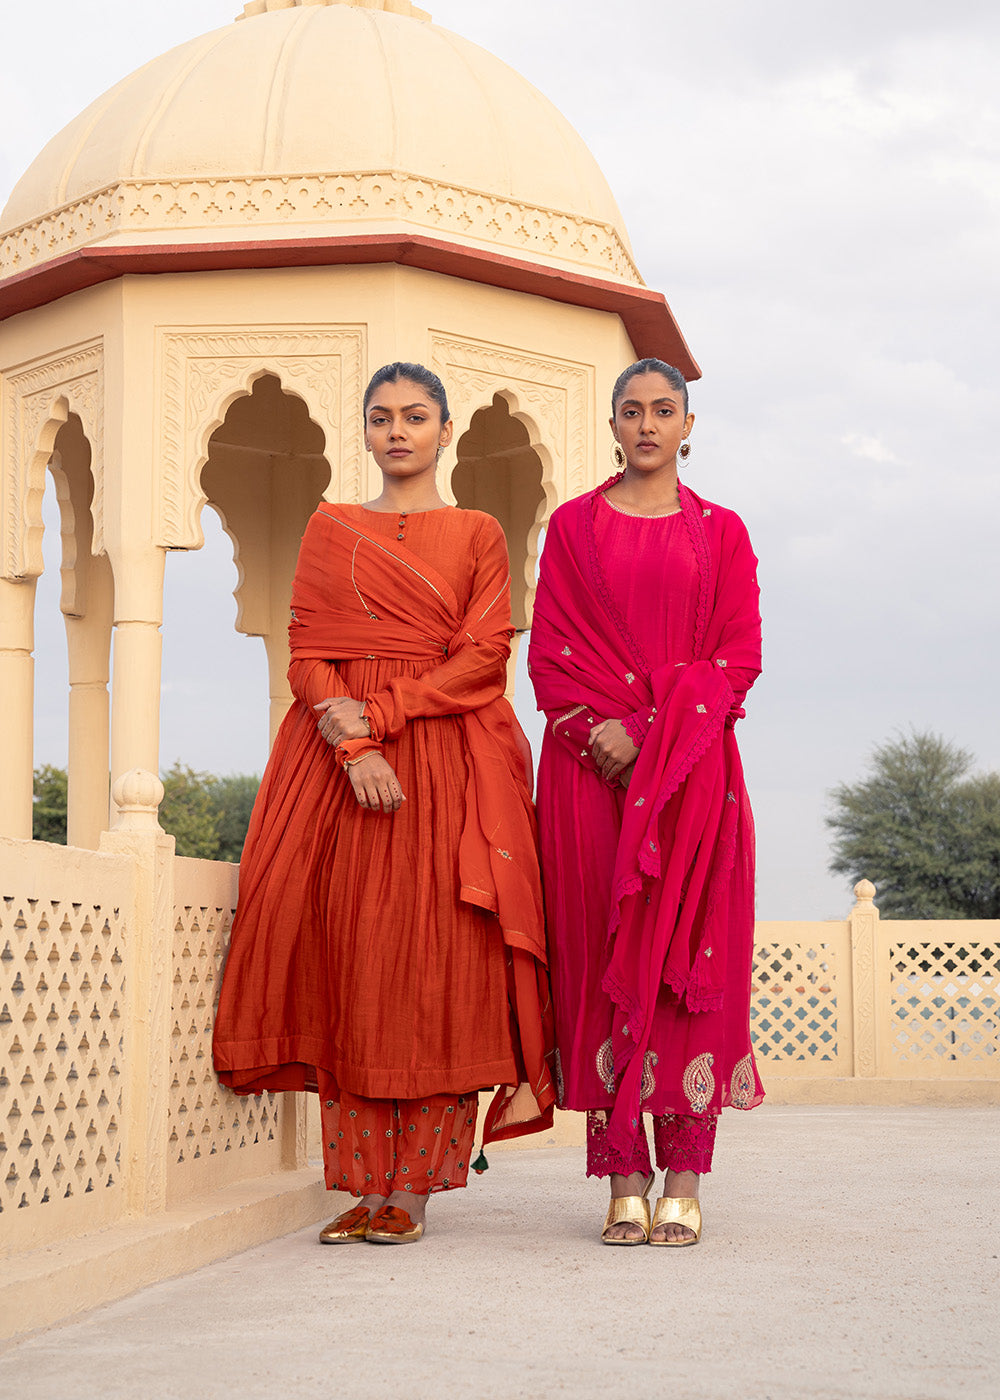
[529,479,761,1151]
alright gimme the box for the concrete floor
[2,1105,996,1400]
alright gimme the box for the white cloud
[840,433,901,465]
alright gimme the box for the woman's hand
[345,754,406,812]
[589,719,639,785]
[315,696,370,746]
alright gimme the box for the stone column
[849,879,880,1079]
[101,768,174,1216]
[263,630,293,750]
[0,576,38,838]
[64,557,114,848]
[107,548,166,792]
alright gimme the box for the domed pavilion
[0,0,697,847]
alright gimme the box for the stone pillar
[100,768,174,1217]
[64,559,114,848]
[108,549,166,792]
[0,576,38,839]
[263,631,293,750]
[849,879,880,1079]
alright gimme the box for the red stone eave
[0,231,701,379]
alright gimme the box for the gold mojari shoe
[365,1204,425,1244]
[649,1196,702,1247]
[318,1204,373,1244]
[601,1172,655,1246]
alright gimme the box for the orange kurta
[213,504,554,1131]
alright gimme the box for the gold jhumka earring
[611,441,626,470]
[678,437,692,464]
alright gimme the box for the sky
[2,0,998,919]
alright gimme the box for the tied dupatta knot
[289,504,545,966]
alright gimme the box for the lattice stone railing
[1,840,132,1252]
[751,888,999,1079]
[887,933,998,1069]
[1,818,309,1263]
[169,858,284,1202]
[751,931,844,1068]
[4,835,999,1289]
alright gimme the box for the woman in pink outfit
[528,359,763,1246]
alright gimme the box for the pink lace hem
[586,1109,717,1178]
[586,1109,652,1178]
[653,1111,717,1175]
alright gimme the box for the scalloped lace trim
[621,713,648,749]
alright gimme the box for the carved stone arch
[431,333,592,629]
[490,390,558,629]
[451,393,549,631]
[198,497,250,632]
[485,383,561,529]
[195,372,331,645]
[47,412,98,618]
[156,326,366,549]
[1,340,105,578]
[429,332,592,509]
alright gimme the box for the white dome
[0,0,638,284]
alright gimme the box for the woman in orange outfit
[213,362,554,1244]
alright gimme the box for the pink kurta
[529,480,764,1153]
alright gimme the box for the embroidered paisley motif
[729,1053,755,1108]
[595,1036,615,1095]
[640,1050,659,1102]
[682,1051,716,1114]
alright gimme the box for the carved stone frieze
[157,327,365,548]
[1,340,104,580]
[0,172,641,287]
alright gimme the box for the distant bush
[30,762,260,860]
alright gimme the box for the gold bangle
[343,754,374,769]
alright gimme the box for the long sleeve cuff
[549,705,605,774]
[335,736,383,770]
[621,707,656,749]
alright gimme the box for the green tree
[33,764,68,844]
[29,761,259,860]
[827,731,1000,918]
[205,773,260,863]
[159,761,220,859]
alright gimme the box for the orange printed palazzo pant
[321,1089,478,1196]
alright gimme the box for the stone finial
[853,879,877,905]
[111,769,165,830]
[240,0,431,20]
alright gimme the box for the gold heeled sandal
[649,1196,702,1247]
[318,1203,374,1244]
[601,1172,655,1246]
